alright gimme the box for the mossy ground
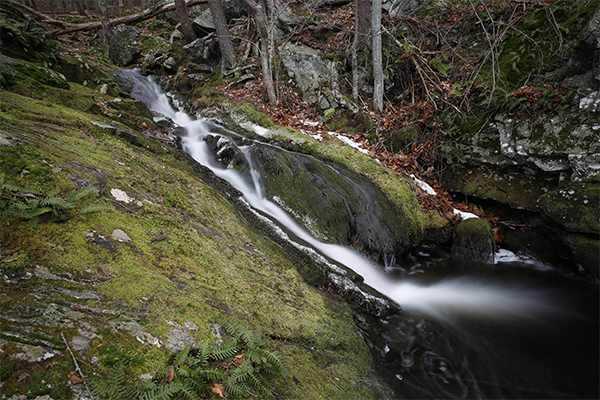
[0,65,380,399]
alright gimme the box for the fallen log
[0,0,208,36]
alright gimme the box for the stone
[165,328,196,353]
[14,344,57,362]
[183,35,220,64]
[537,183,599,234]
[279,42,339,103]
[111,188,135,203]
[163,57,178,75]
[108,25,141,66]
[111,229,132,243]
[451,218,495,264]
[192,9,216,38]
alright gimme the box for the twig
[0,259,17,263]
[328,373,347,393]
[61,331,94,399]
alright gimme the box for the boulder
[192,9,216,38]
[183,34,220,65]
[537,183,599,234]
[279,43,339,104]
[451,218,496,264]
[109,25,141,66]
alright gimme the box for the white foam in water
[126,71,562,321]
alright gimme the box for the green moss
[497,0,599,86]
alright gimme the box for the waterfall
[123,70,598,399]
[123,70,565,321]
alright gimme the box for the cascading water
[123,70,599,399]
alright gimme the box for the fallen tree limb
[0,0,207,36]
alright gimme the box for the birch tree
[372,0,383,111]
[352,0,371,101]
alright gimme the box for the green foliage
[0,174,105,227]
[0,3,61,64]
[429,56,451,77]
[91,320,286,399]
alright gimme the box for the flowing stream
[124,71,599,399]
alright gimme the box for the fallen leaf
[167,365,174,381]
[68,371,83,385]
[211,382,226,398]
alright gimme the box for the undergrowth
[90,319,286,399]
[0,174,106,227]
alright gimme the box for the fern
[0,174,104,226]
[67,185,96,203]
[210,338,241,361]
[90,363,131,400]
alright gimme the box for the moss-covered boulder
[451,218,496,264]
[538,183,600,234]
[561,231,600,280]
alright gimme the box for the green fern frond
[90,363,130,400]
[134,381,182,400]
[198,366,226,382]
[67,185,96,202]
[211,338,241,361]
[39,196,75,210]
[224,380,251,397]
[175,344,191,366]
[79,203,107,215]
[248,371,272,395]
[47,187,60,197]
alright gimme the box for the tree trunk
[352,0,371,101]
[372,0,383,112]
[98,0,112,60]
[2,0,209,36]
[174,0,195,43]
[117,0,124,17]
[207,0,235,72]
[74,0,87,16]
[244,0,277,105]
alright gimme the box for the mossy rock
[250,144,410,256]
[442,162,556,210]
[538,183,600,234]
[451,217,496,264]
[562,231,600,280]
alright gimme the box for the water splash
[124,71,564,321]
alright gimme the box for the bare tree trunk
[244,0,276,105]
[352,0,371,101]
[372,0,383,112]
[117,0,124,17]
[74,0,87,16]
[174,0,195,43]
[207,0,235,72]
[98,0,112,60]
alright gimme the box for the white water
[127,72,562,321]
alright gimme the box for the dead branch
[0,0,208,36]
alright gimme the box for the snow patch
[410,174,437,195]
[453,209,479,220]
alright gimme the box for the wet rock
[451,218,495,264]
[561,231,600,280]
[108,25,141,66]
